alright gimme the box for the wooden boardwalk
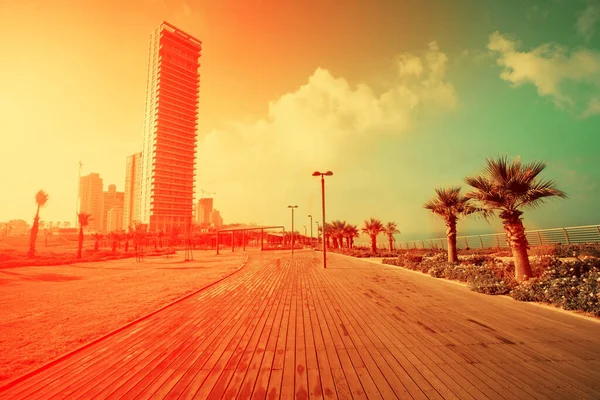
[2,250,600,399]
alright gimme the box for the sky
[1,0,599,244]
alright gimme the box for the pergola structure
[215,226,285,255]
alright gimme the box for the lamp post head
[287,205,298,209]
[312,171,333,177]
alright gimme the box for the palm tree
[383,222,400,252]
[28,190,49,258]
[171,225,181,249]
[124,231,133,252]
[76,212,92,259]
[108,231,119,252]
[424,187,488,263]
[330,220,347,249]
[343,224,360,248]
[465,156,566,282]
[321,222,333,249]
[91,233,103,251]
[362,218,384,253]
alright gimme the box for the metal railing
[398,224,600,250]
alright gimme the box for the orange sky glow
[1,0,429,225]
[2,0,597,239]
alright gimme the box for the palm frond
[35,190,49,207]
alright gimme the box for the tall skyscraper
[211,209,223,227]
[139,21,202,233]
[123,152,142,229]
[102,184,124,232]
[79,173,104,232]
[106,208,124,232]
[195,197,213,225]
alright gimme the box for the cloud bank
[487,31,600,117]
[196,42,458,223]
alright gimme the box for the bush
[459,254,493,266]
[385,245,600,316]
[510,257,600,316]
[466,260,517,295]
[553,243,600,258]
[529,245,556,257]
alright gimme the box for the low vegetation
[381,243,600,317]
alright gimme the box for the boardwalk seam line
[0,254,251,393]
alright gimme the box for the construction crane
[199,189,216,199]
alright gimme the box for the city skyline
[1,0,599,241]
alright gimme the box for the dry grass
[0,249,247,386]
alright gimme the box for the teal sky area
[330,0,600,242]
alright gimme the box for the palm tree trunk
[77,225,83,258]
[445,217,458,263]
[388,237,393,252]
[28,206,40,257]
[503,217,532,282]
[371,236,377,253]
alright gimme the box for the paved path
[2,250,600,399]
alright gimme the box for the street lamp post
[312,171,333,268]
[287,205,298,255]
[308,214,313,246]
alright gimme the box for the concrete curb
[0,253,251,392]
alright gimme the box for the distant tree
[330,220,347,249]
[28,190,49,258]
[124,231,133,252]
[44,228,51,247]
[383,222,400,252]
[76,212,92,259]
[171,225,181,249]
[362,218,384,253]
[424,187,488,263]
[465,156,566,282]
[91,233,103,251]
[343,224,360,248]
[321,222,334,249]
[109,231,119,252]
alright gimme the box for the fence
[398,224,600,250]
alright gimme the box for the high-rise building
[103,184,124,232]
[139,21,202,233]
[210,209,223,227]
[195,197,213,225]
[79,173,104,232]
[106,207,124,232]
[123,152,142,229]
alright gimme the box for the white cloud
[487,31,600,112]
[196,43,458,223]
[576,3,600,42]
[582,97,600,117]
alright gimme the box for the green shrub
[459,254,493,266]
[510,258,600,316]
[529,245,557,257]
[553,243,600,258]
